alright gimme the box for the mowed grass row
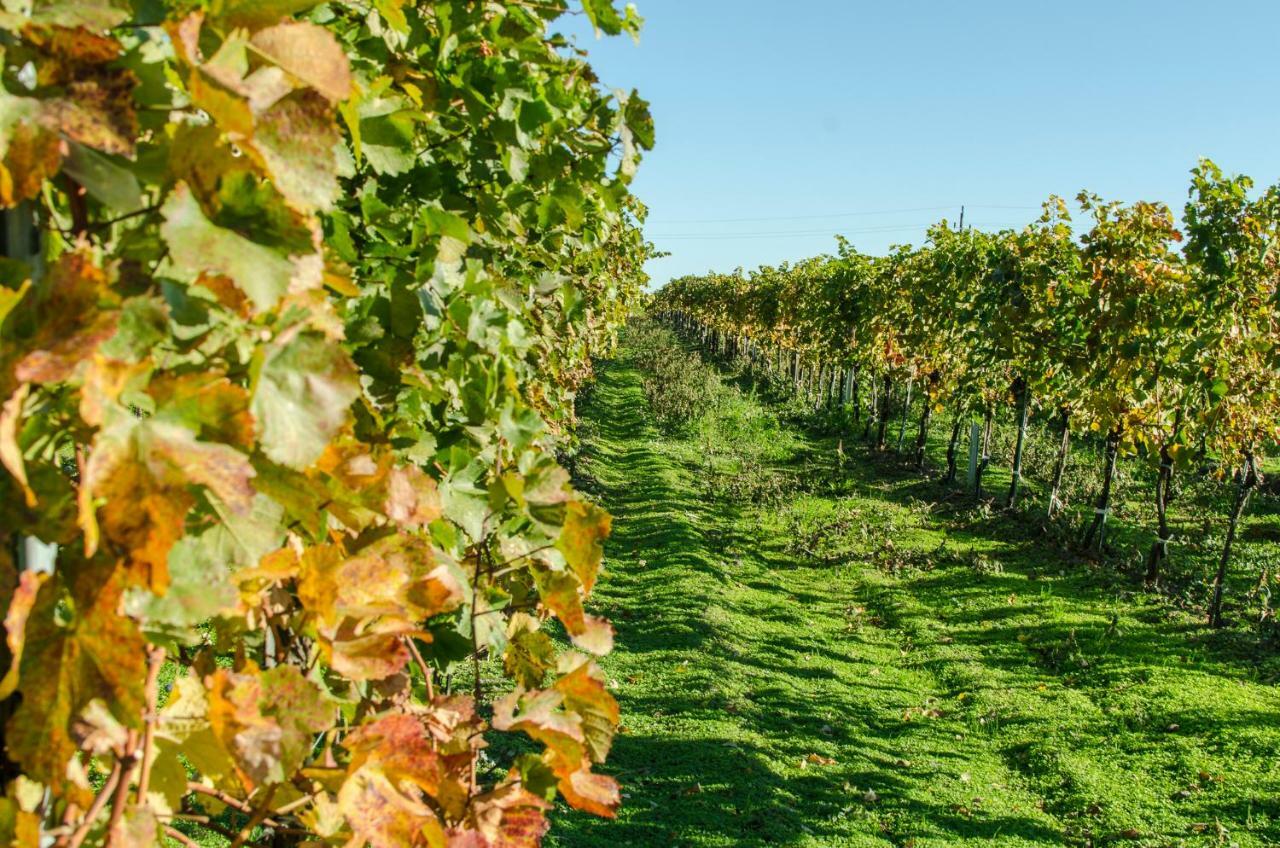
[548,326,1280,848]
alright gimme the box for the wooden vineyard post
[967,421,981,491]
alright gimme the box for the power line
[648,221,1027,241]
[647,204,1038,226]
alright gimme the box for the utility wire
[649,221,1027,240]
[648,204,1038,226]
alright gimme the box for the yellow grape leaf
[148,372,255,449]
[493,657,620,818]
[6,562,146,806]
[502,613,556,690]
[556,500,611,594]
[156,672,239,792]
[78,355,151,429]
[206,663,334,792]
[553,656,619,764]
[210,0,324,29]
[0,279,29,326]
[15,1,131,36]
[144,740,189,816]
[492,689,586,776]
[0,794,40,848]
[107,804,159,848]
[532,568,612,654]
[556,764,620,819]
[247,90,345,213]
[299,536,463,681]
[169,14,344,213]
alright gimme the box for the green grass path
[548,350,1279,848]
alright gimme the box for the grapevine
[655,168,1280,625]
[0,1,652,845]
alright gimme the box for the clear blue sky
[561,1,1280,287]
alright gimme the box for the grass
[547,325,1280,848]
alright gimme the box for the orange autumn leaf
[82,419,255,592]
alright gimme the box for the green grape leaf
[250,330,360,469]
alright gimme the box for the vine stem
[403,636,435,700]
[103,729,140,847]
[61,763,121,848]
[185,783,284,829]
[134,646,166,803]
[228,786,276,848]
[164,827,201,848]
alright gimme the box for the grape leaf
[251,329,360,469]
[161,182,320,315]
[6,562,146,805]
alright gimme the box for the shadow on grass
[552,339,1280,847]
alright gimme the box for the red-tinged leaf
[82,419,255,592]
[338,766,446,848]
[343,713,443,797]
[13,248,120,385]
[557,764,619,819]
[339,707,491,845]
[458,782,551,848]
[38,72,136,159]
[6,561,146,805]
[0,570,46,699]
[24,26,138,157]
[555,500,610,594]
[206,662,333,792]
[249,22,351,103]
